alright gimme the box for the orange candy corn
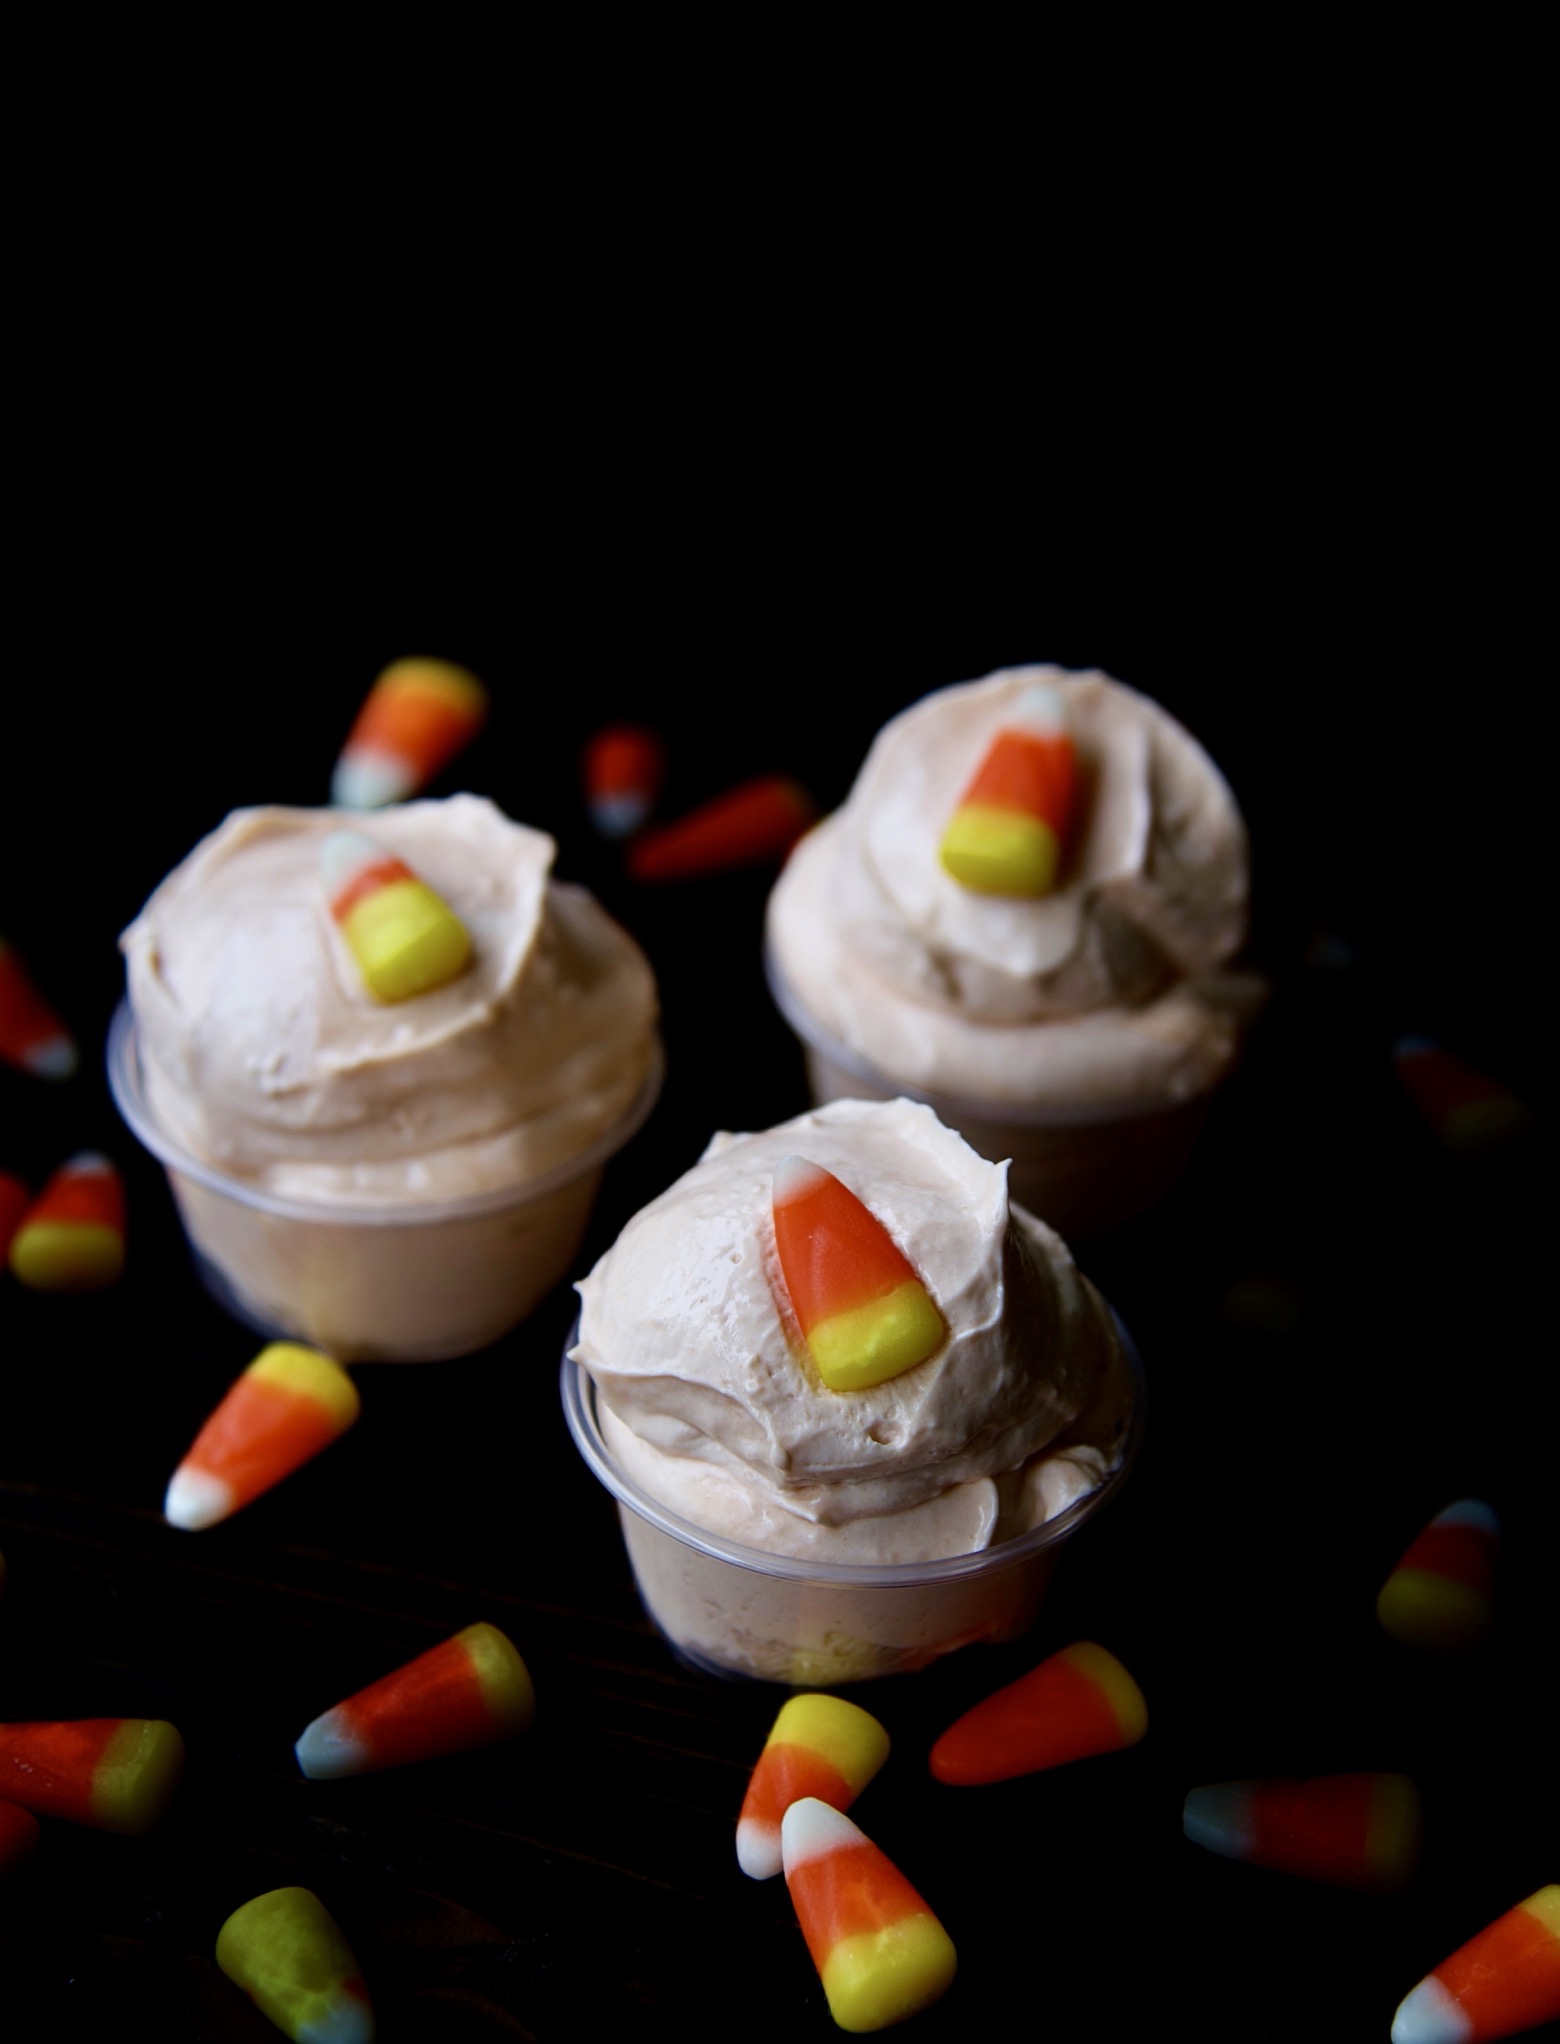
[294,1621,535,1780]
[165,1342,361,1531]
[7,1153,125,1291]
[1183,1772,1423,1892]
[737,1693,890,1881]
[0,1799,39,1874]
[583,723,666,837]
[1392,1885,1560,2044]
[1392,1037,1533,1155]
[938,682,1078,898]
[929,1640,1148,1786]
[1378,1499,1499,1650]
[0,934,77,1078]
[626,773,816,882]
[0,1718,185,1833]
[771,1156,944,1393]
[782,1797,957,2032]
[331,655,487,809]
[217,1885,376,2044]
[321,829,472,1003]
[1,1170,29,1266]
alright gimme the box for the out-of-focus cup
[108,999,664,1363]
[560,1314,1144,1686]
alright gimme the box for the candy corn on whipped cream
[571,1097,1134,1565]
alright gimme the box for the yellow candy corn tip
[249,1343,361,1428]
[1061,1642,1149,1744]
[216,1886,374,2044]
[90,1720,186,1835]
[459,1623,537,1736]
[378,657,487,712]
[820,1919,959,2032]
[939,805,1061,897]
[1377,1572,1493,1649]
[808,1282,945,1392]
[340,877,473,1003]
[1365,1775,1424,1889]
[9,1221,124,1291]
[770,1695,890,1781]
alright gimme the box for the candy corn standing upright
[0,934,77,1077]
[1392,1884,1560,2044]
[583,723,666,838]
[165,1342,361,1530]
[737,1693,890,1880]
[1377,1499,1499,1650]
[938,681,1078,897]
[331,655,487,810]
[320,830,473,1004]
[294,1622,535,1779]
[7,1153,125,1291]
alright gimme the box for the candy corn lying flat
[0,1718,184,1833]
[166,1342,361,1531]
[771,1156,944,1393]
[1392,1885,1560,2044]
[0,1799,39,1875]
[583,723,666,837]
[294,1622,535,1780]
[216,1886,375,2044]
[928,1640,1148,1786]
[331,654,487,810]
[7,1153,125,1291]
[1392,1037,1534,1156]
[0,934,78,1077]
[1183,1772,1423,1892]
[737,1694,891,1881]
[782,1798,956,2033]
[626,773,816,882]
[320,829,473,1004]
[938,682,1078,898]
[1378,1499,1499,1650]
[0,1170,28,1266]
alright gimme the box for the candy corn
[626,773,816,882]
[7,1153,125,1291]
[331,654,487,809]
[320,830,472,1003]
[216,1886,375,2044]
[0,1800,39,1875]
[1182,1772,1423,1892]
[771,1156,944,1393]
[928,1640,1148,1786]
[0,1718,184,1833]
[737,1693,891,1881]
[938,682,1078,898]
[1392,1037,1533,1156]
[1391,1885,1560,2044]
[1,1170,28,1267]
[165,1342,361,1531]
[782,1798,957,2032]
[294,1621,535,1779]
[583,723,666,837]
[0,934,77,1078]
[1377,1499,1499,1650]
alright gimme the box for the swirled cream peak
[571,1098,1131,1563]
[121,794,659,1204]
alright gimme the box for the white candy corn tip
[165,1465,238,1532]
[21,1037,78,1078]
[1013,681,1070,734]
[736,1816,782,1882]
[333,748,415,811]
[772,1155,828,1205]
[591,792,653,838]
[319,830,383,899]
[1430,1499,1499,1535]
[781,1796,865,1875]
[64,1150,115,1176]
[1182,1783,1257,1860]
[295,1706,372,1782]
[1391,1974,1472,2044]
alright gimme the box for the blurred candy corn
[1,1170,28,1267]
[583,723,666,837]
[0,1800,40,1875]
[938,682,1078,897]
[1392,1884,1560,2044]
[321,830,472,1003]
[782,1798,957,2031]
[737,1693,890,1880]
[1378,1499,1499,1650]
[0,1718,184,1833]
[165,1342,360,1530]
[1392,1037,1533,1156]
[0,935,77,1078]
[1183,1772,1423,1892]
[294,1621,534,1779]
[7,1154,125,1291]
[626,773,816,882]
[217,1886,375,2044]
[331,655,487,809]
[929,1640,1148,1785]
[771,1155,944,1392]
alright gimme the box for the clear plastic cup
[560,1314,1144,1686]
[108,999,664,1363]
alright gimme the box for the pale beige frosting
[121,795,659,1205]
[766,666,1265,1111]
[571,1097,1134,1565]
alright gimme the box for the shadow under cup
[107,1000,664,1363]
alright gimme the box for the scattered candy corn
[165,1342,360,1530]
[216,1886,375,2044]
[626,773,816,882]
[7,1153,125,1291]
[331,655,487,810]
[0,1799,39,1875]
[737,1693,891,1881]
[320,830,472,1004]
[1392,1037,1533,1156]
[1,1170,29,1267]
[1378,1499,1499,1651]
[0,934,77,1078]
[0,1718,184,1833]
[782,1798,957,2032]
[294,1621,535,1779]
[771,1155,944,1392]
[1182,1772,1423,1892]
[928,1640,1148,1786]
[583,723,666,837]
[1391,1884,1560,2044]
[938,682,1079,897]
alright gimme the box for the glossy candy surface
[737,1694,890,1880]
[321,829,473,1004]
[938,681,1077,897]
[331,655,487,810]
[7,1153,125,1291]
[216,1885,376,2043]
[165,1343,361,1531]
[0,1718,184,1833]
[1392,1885,1560,2043]
[929,1640,1148,1785]
[294,1622,535,1779]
